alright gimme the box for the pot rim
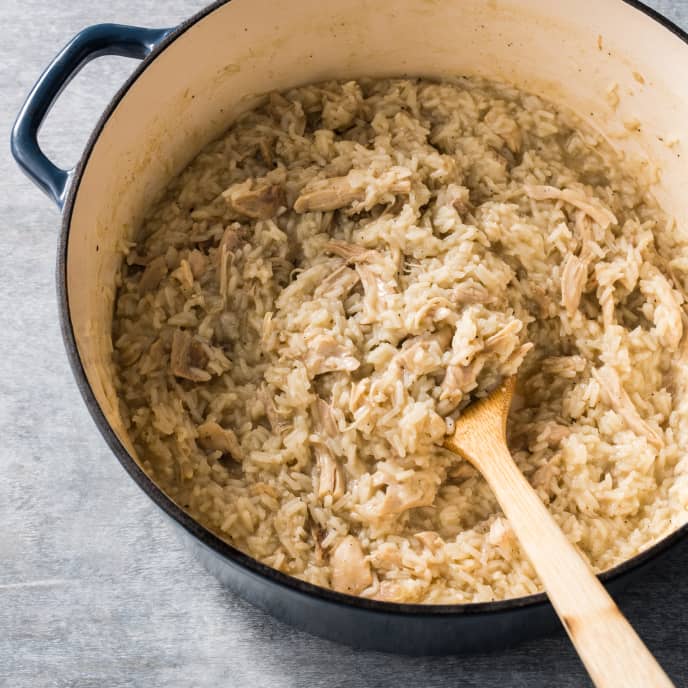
[57,0,688,618]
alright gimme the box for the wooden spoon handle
[478,438,673,688]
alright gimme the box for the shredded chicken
[378,472,438,516]
[138,255,168,294]
[313,264,360,300]
[410,296,456,329]
[560,212,596,317]
[348,377,370,415]
[294,169,411,213]
[439,359,484,411]
[510,342,534,365]
[359,470,438,520]
[561,254,588,317]
[594,259,626,328]
[396,331,451,376]
[330,535,372,595]
[313,397,338,438]
[485,319,523,352]
[323,240,370,262]
[170,329,211,382]
[356,262,400,319]
[639,267,684,350]
[197,421,244,460]
[304,334,360,377]
[366,331,451,412]
[314,444,345,500]
[524,184,617,229]
[592,366,663,447]
[324,241,399,323]
[575,209,595,250]
[295,176,361,213]
[222,179,284,219]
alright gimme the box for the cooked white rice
[112,77,688,603]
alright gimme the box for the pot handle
[10,23,172,210]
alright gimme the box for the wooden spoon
[444,376,674,688]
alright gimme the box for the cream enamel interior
[66,0,688,482]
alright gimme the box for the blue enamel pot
[11,0,688,654]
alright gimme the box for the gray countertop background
[1,1,687,686]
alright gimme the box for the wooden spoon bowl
[444,376,673,688]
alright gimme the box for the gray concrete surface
[1,1,686,686]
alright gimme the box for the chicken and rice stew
[112,77,688,603]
